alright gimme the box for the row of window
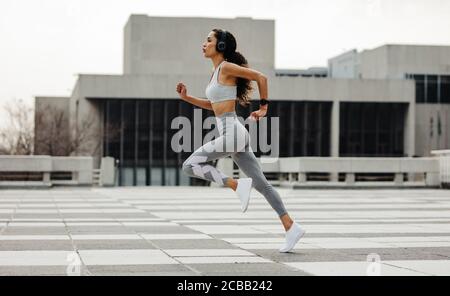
[405,74,450,103]
[340,103,406,156]
[102,99,406,186]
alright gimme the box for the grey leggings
[182,111,288,217]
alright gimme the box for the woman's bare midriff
[211,100,236,117]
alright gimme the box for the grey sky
[1,0,450,116]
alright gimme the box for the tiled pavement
[0,187,450,276]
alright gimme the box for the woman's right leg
[182,113,247,187]
[182,136,235,186]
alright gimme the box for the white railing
[0,156,115,188]
[431,150,450,188]
[216,156,442,188]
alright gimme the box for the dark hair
[213,29,252,107]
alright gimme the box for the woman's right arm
[182,94,213,110]
[176,82,213,110]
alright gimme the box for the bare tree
[0,99,34,155]
[34,103,120,156]
[34,104,70,156]
[0,99,120,156]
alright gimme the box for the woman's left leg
[231,149,288,218]
[232,149,306,252]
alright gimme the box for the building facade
[35,15,450,186]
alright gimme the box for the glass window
[137,101,150,164]
[413,75,425,103]
[136,167,147,186]
[278,102,290,157]
[166,101,180,167]
[123,100,136,161]
[151,100,164,166]
[179,169,191,186]
[441,75,450,104]
[151,167,163,185]
[292,103,303,156]
[120,167,134,186]
[340,103,405,157]
[165,167,177,186]
[426,75,438,103]
[179,101,193,164]
[105,100,121,160]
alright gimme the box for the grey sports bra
[205,61,237,103]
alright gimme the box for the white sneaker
[236,178,252,212]
[279,222,305,253]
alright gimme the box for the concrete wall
[415,104,450,156]
[325,44,450,158]
[386,45,450,79]
[0,156,99,187]
[269,77,413,102]
[356,45,389,79]
[35,96,70,111]
[123,15,275,76]
[64,78,103,167]
[75,74,414,103]
[328,49,359,78]
[349,45,450,79]
[52,156,93,185]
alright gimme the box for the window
[136,167,147,186]
[340,103,406,157]
[120,167,134,186]
[441,75,450,103]
[137,101,150,163]
[413,74,425,103]
[122,101,136,162]
[426,75,438,103]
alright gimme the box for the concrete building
[35,15,450,186]
[329,45,450,157]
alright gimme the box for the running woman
[176,29,304,252]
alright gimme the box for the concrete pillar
[425,172,440,186]
[298,173,307,183]
[100,157,116,186]
[345,173,355,185]
[288,173,295,183]
[394,173,404,185]
[43,172,51,186]
[77,158,94,185]
[404,100,416,157]
[405,100,416,181]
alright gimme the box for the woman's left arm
[222,62,269,121]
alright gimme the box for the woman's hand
[249,107,268,121]
[176,82,188,100]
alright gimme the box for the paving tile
[177,256,272,264]
[1,187,450,275]
[164,249,255,257]
[284,261,428,276]
[0,251,74,266]
[78,249,179,265]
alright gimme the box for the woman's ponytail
[226,51,253,107]
[213,29,253,107]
